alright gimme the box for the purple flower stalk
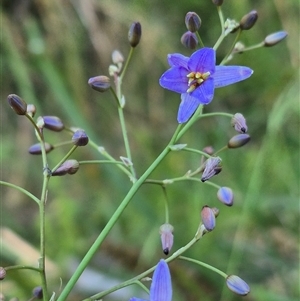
[159,47,253,123]
[130,260,172,301]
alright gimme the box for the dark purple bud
[217,187,234,206]
[128,22,142,47]
[72,129,89,146]
[0,267,6,280]
[201,157,222,182]
[28,143,54,155]
[228,134,250,148]
[52,160,80,176]
[26,104,36,117]
[185,12,201,32]
[32,286,43,299]
[240,10,258,30]
[226,275,250,296]
[88,76,111,92]
[231,113,247,133]
[42,116,64,132]
[7,94,27,115]
[181,31,198,49]
[264,31,288,47]
[201,206,216,231]
[159,223,174,255]
[212,0,223,6]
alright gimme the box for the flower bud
[0,267,6,280]
[185,12,201,32]
[212,0,223,6]
[228,134,250,148]
[128,22,142,47]
[201,206,216,231]
[72,129,89,146]
[88,76,111,93]
[32,286,43,299]
[26,104,36,117]
[42,116,64,132]
[36,116,45,129]
[264,31,288,47]
[203,146,214,155]
[159,223,174,255]
[181,31,198,49]
[28,143,54,155]
[201,157,222,182]
[240,10,258,30]
[231,113,247,133]
[224,19,240,35]
[217,187,233,206]
[226,275,250,296]
[112,50,124,65]
[7,94,27,115]
[52,160,80,176]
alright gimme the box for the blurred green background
[1,0,299,300]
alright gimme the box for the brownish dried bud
[240,10,258,30]
[28,143,54,155]
[26,104,36,117]
[212,0,224,6]
[88,76,111,92]
[7,94,27,115]
[159,223,174,255]
[72,129,89,146]
[181,31,198,49]
[264,31,288,47]
[231,113,247,133]
[42,116,64,132]
[185,12,201,33]
[128,22,142,47]
[52,160,80,176]
[228,134,250,148]
[0,267,6,280]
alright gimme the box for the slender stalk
[51,145,78,173]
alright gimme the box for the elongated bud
[217,187,233,206]
[240,10,258,30]
[264,31,288,47]
[128,22,142,47]
[52,160,80,176]
[0,267,6,280]
[226,275,250,296]
[28,143,54,155]
[42,116,64,132]
[212,0,223,6]
[231,113,247,133]
[201,157,222,182]
[88,76,110,92]
[159,223,174,255]
[201,206,216,231]
[228,134,250,148]
[72,129,89,146]
[181,31,198,49]
[7,94,27,115]
[185,12,201,32]
[32,286,43,299]
[26,104,36,117]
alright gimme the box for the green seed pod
[43,116,64,132]
[88,76,111,92]
[181,31,198,49]
[28,143,54,155]
[264,31,288,47]
[185,12,201,33]
[240,10,258,30]
[7,94,27,115]
[128,22,142,47]
[228,134,250,148]
[72,129,89,146]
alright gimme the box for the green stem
[213,6,225,50]
[5,265,42,273]
[56,125,183,301]
[195,31,205,48]
[51,145,78,173]
[220,28,242,65]
[120,47,134,82]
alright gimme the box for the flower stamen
[186,71,211,93]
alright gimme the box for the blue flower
[129,260,172,301]
[159,47,253,123]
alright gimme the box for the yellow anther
[186,72,195,78]
[195,72,202,79]
[187,84,196,93]
[202,71,210,79]
[197,78,204,84]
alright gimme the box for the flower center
[186,71,210,93]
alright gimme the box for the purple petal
[167,53,189,68]
[188,48,216,73]
[177,93,201,123]
[129,299,147,301]
[150,260,172,301]
[213,66,253,88]
[159,67,188,93]
[191,78,215,104]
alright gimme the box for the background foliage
[1,0,299,300]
